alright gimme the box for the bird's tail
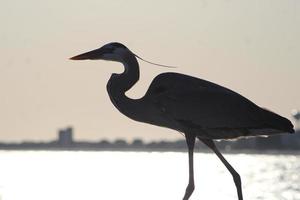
[261,108,295,134]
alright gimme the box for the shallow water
[0,151,299,200]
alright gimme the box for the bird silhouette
[70,42,294,200]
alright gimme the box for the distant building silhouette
[58,127,73,146]
[0,125,299,151]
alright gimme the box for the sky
[0,0,299,142]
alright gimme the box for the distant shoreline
[1,129,299,154]
[1,147,299,155]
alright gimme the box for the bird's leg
[183,133,196,200]
[200,139,243,200]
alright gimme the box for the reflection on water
[0,151,299,200]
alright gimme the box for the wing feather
[145,72,264,129]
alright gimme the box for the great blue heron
[70,42,294,200]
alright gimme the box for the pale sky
[0,0,299,142]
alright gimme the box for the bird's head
[70,42,130,62]
[70,42,177,68]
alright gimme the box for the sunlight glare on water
[0,151,299,200]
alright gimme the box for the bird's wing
[144,72,264,129]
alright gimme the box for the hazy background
[0,0,299,142]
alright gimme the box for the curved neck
[114,52,140,92]
[106,51,141,119]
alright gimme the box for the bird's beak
[70,47,108,60]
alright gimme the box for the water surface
[0,151,299,200]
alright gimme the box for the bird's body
[71,42,294,200]
[133,72,292,139]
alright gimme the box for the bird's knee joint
[233,172,241,184]
[183,183,195,200]
[186,183,195,193]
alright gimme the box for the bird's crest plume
[131,51,177,69]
